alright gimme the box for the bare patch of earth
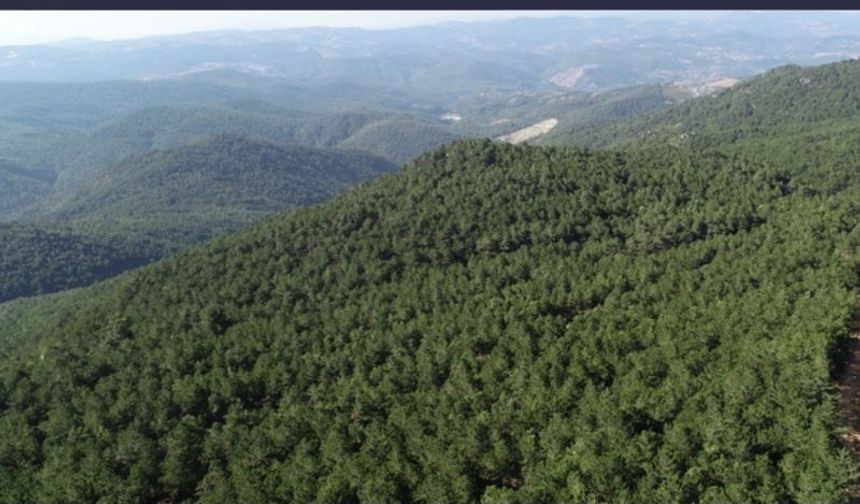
[496,118,558,144]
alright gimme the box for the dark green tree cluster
[0,223,157,303]
[41,135,399,252]
[0,161,53,220]
[338,118,462,165]
[1,139,857,503]
[0,135,399,305]
[545,59,860,152]
[5,103,456,195]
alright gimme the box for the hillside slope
[0,161,53,220]
[11,104,446,195]
[541,59,860,203]
[643,60,860,148]
[337,118,462,164]
[544,59,860,151]
[38,135,398,249]
[1,139,857,503]
[0,134,398,305]
[0,223,156,303]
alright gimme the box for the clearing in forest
[496,118,559,144]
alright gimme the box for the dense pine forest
[37,135,398,248]
[0,223,156,304]
[541,60,860,152]
[0,137,397,303]
[1,132,858,501]
[5,105,456,193]
[2,15,860,504]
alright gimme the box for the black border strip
[5,2,858,11]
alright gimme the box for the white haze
[0,10,726,46]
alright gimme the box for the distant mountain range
[41,134,399,242]
[3,57,860,501]
[3,12,859,307]
[0,135,398,302]
[3,13,860,502]
[2,12,860,99]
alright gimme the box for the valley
[1,11,860,504]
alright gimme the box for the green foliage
[5,54,860,504]
[40,134,398,252]
[9,104,443,194]
[338,118,461,165]
[0,223,156,304]
[1,139,856,502]
[445,84,684,144]
[0,160,54,219]
[0,135,397,305]
[653,61,860,148]
[0,77,426,170]
[547,59,860,153]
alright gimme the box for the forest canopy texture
[1,135,858,503]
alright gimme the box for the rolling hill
[5,26,860,504]
[543,59,860,149]
[0,135,399,305]
[37,135,399,250]
[455,84,689,142]
[0,223,156,303]
[7,104,451,196]
[542,58,860,199]
[336,118,462,164]
[2,12,860,97]
[0,160,54,219]
[0,138,856,502]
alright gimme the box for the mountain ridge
[0,138,856,502]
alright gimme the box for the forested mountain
[455,84,688,143]
[5,14,860,504]
[0,161,53,219]
[0,78,682,215]
[0,135,399,305]
[0,223,156,303]
[642,60,860,147]
[0,77,435,199]
[0,78,689,194]
[0,78,684,305]
[337,118,462,164]
[541,58,860,202]
[34,135,399,250]
[542,59,860,152]
[1,137,857,502]
[4,104,450,195]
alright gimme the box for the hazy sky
[0,10,722,46]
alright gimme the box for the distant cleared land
[497,118,559,143]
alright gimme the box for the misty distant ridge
[41,36,99,47]
[2,12,860,98]
[4,11,860,502]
